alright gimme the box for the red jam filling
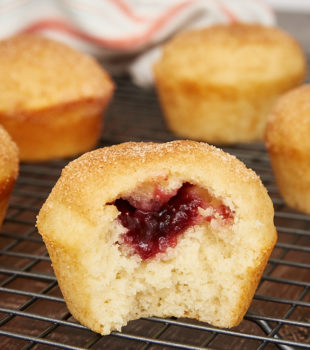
[114,183,233,260]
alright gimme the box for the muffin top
[0,125,19,182]
[37,140,274,242]
[265,84,310,152]
[154,24,306,86]
[0,34,114,115]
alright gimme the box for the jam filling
[114,183,233,260]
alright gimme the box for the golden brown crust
[0,34,114,161]
[154,24,306,144]
[265,85,310,213]
[229,237,277,326]
[37,140,276,334]
[0,34,114,113]
[155,24,306,84]
[0,125,19,227]
[0,98,111,161]
[265,84,310,152]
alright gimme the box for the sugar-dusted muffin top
[0,34,114,115]
[154,24,306,85]
[265,84,310,152]
[37,140,275,246]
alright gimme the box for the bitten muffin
[37,140,276,335]
[0,125,19,228]
[265,84,310,213]
[154,24,306,144]
[0,34,114,161]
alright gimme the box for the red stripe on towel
[216,0,239,22]
[19,2,194,50]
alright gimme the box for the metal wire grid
[0,76,310,350]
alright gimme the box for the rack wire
[1,73,310,350]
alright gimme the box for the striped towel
[0,0,275,86]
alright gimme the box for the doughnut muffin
[0,125,19,228]
[154,24,306,144]
[0,34,114,161]
[37,140,276,335]
[265,84,310,214]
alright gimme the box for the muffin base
[0,97,111,162]
[155,78,302,144]
[269,148,310,214]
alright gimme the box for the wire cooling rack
[1,75,310,350]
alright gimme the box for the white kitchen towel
[0,0,275,86]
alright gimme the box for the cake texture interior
[37,141,276,335]
[95,177,244,333]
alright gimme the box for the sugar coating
[0,34,114,114]
[65,140,259,183]
[266,84,310,151]
[155,23,306,84]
